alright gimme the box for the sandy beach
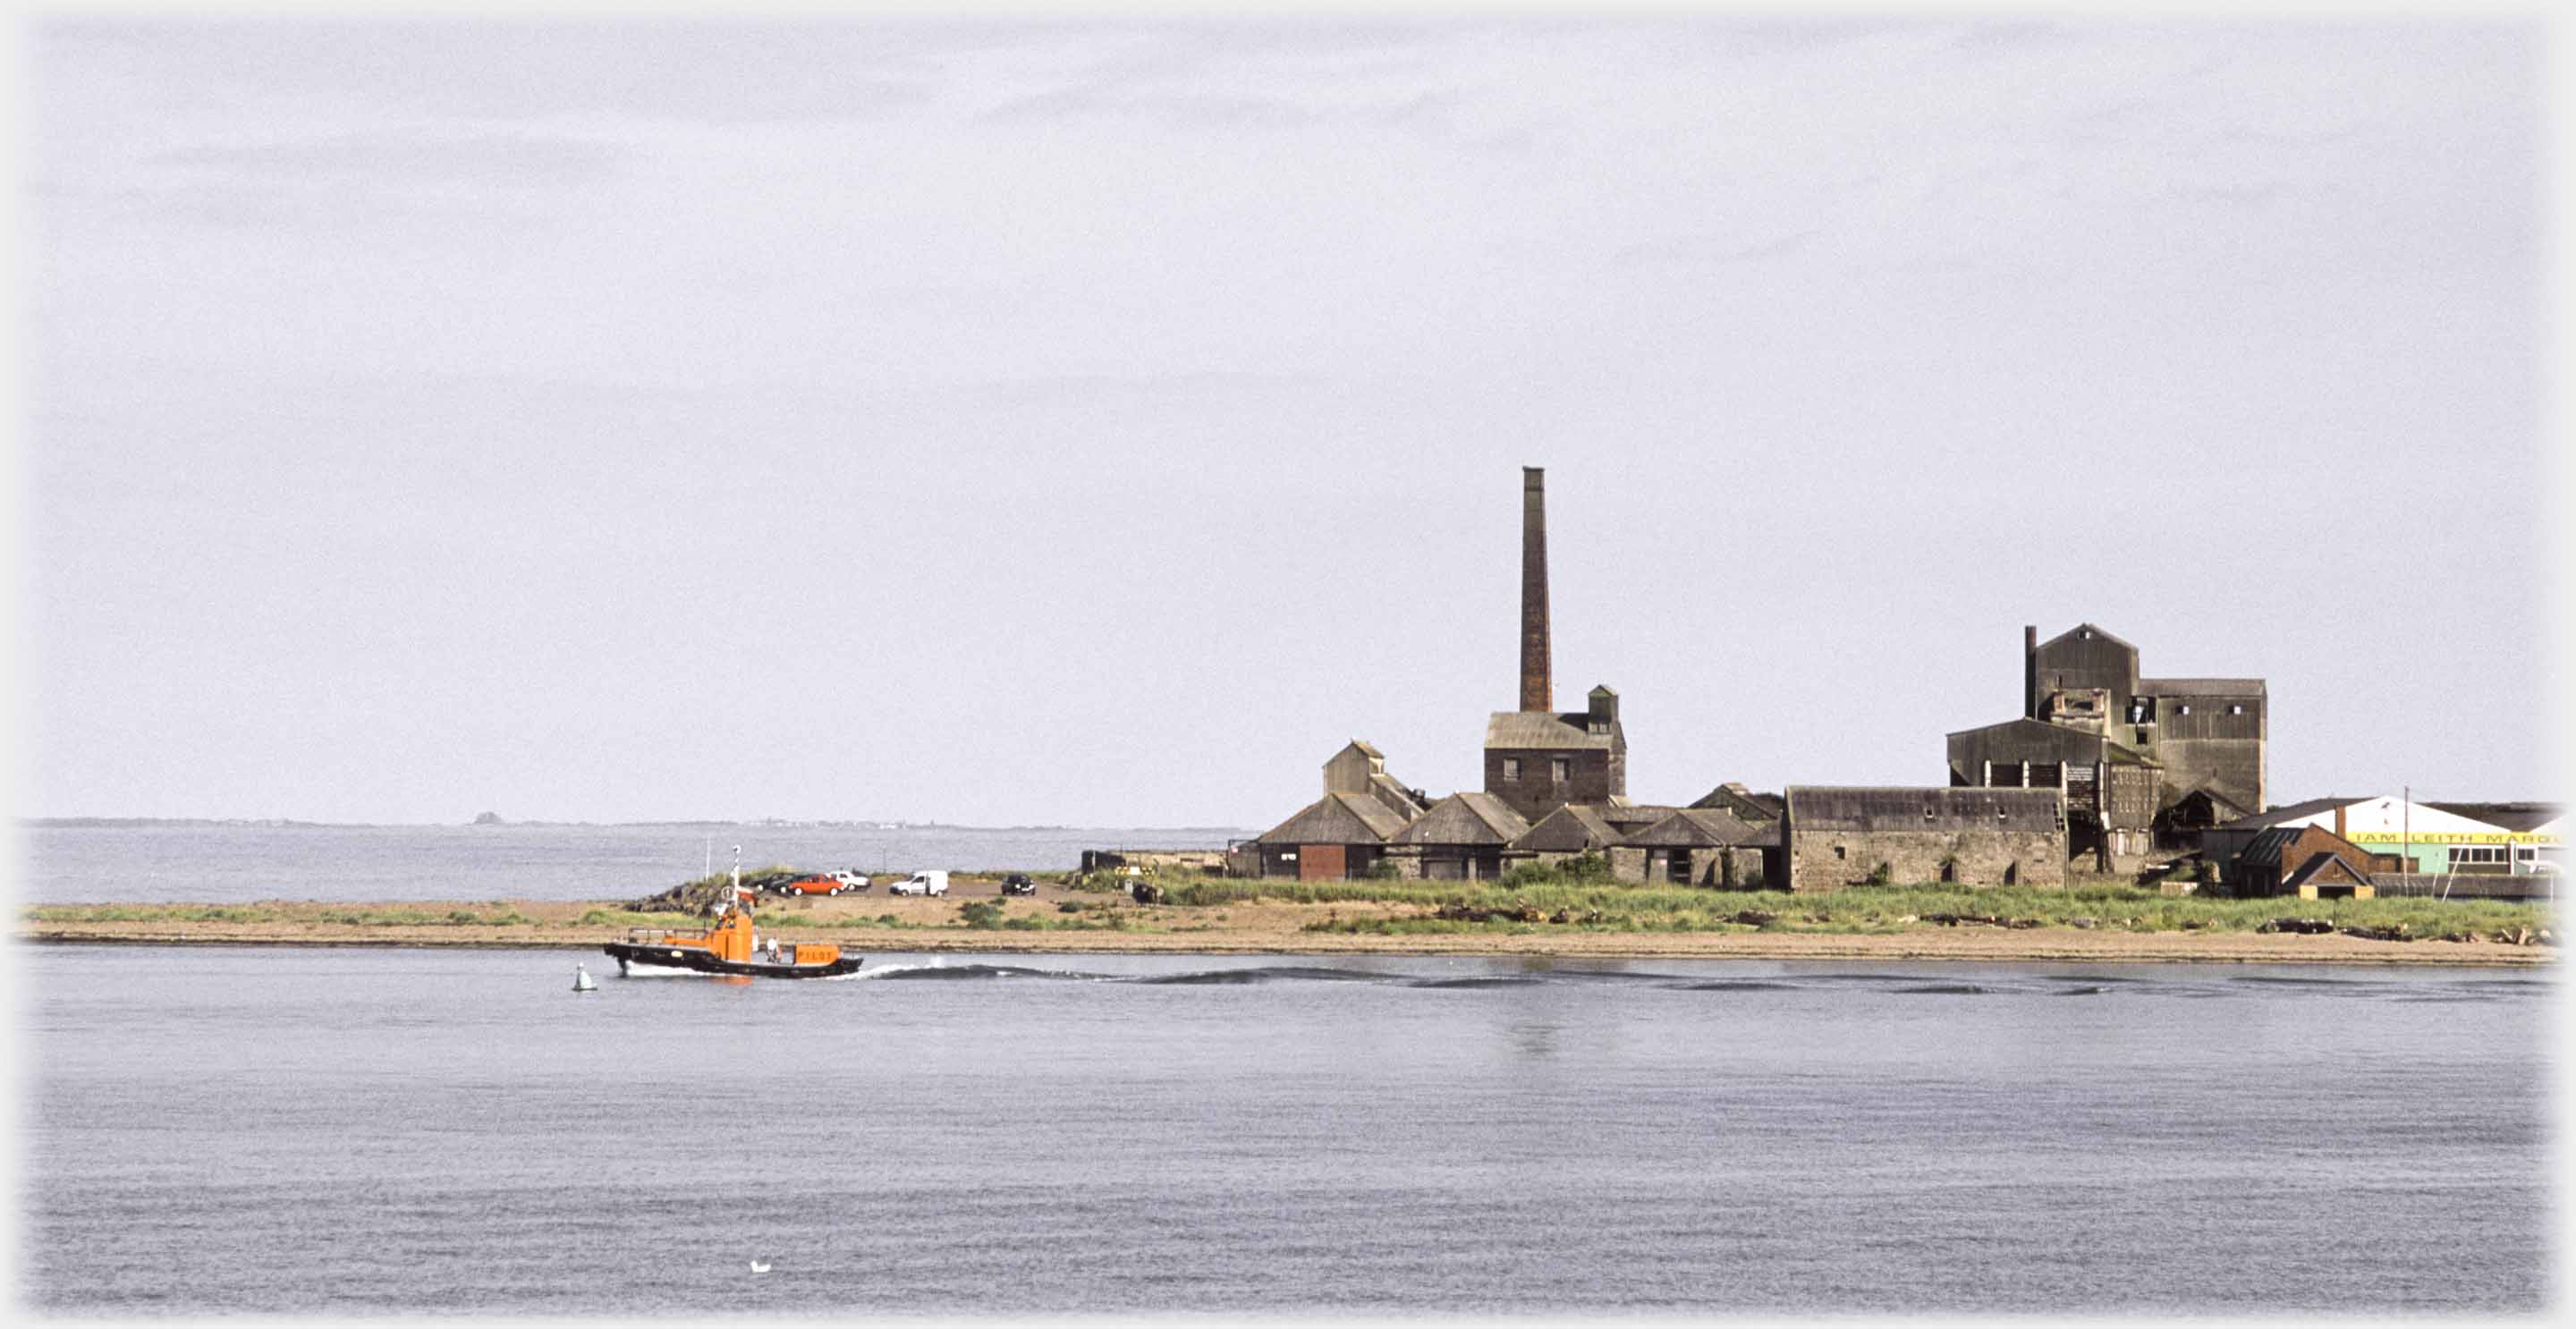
[20,890,2556,967]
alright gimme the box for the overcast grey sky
[22,14,2555,825]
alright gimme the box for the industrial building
[1239,469,2071,892]
[1483,469,1628,823]
[2202,796,2563,881]
[1948,622,2267,871]
[1782,787,2069,893]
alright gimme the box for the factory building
[1949,622,2267,869]
[2020,622,2268,817]
[1483,468,1627,823]
[1782,787,2068,893]
[1945,717,2159,870]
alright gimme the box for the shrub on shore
[1148,872,2551,939]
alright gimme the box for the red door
[1301,844,1347,881]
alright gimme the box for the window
[1833,845,1847,860]
[1502,758,1521,781]
[2129,698,2152,724]
[2449,845,2506,868]
[1550,758,1570,784]
[2228,704,2244,715]
[2178,704,2191,715]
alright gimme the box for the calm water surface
[22,945,2554,1315]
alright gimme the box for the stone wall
[1485,748,1618,822]
[1786,827,2066,893]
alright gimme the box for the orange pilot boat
[604,851,864,980]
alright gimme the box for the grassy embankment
[21,859,2554,945]
[1139,866,2555,942]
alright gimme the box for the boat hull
[604,943,864,979]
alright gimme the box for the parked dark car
[1000,874,1037,897]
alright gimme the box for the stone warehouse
[1781,787,2068,893]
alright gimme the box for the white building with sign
[2203,795,2561,876]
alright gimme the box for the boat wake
[806,961,2543,1000]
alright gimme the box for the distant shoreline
[18,896,2555,968]
[20,817,1251,834]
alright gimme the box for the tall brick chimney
[1521,466,1551,714]
[2024,624,2039,718]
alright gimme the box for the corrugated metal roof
[2238,825,2300,870]
[1785,786,2065,834]
[1484,710,1622,750]
[2139,677,2267,697]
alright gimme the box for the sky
[18,13,2560,825]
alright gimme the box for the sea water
[19,821,1242,904]
[21,946,2554,1315]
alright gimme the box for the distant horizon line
[20,817,1258,834]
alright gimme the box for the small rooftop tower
[1521,466,1550,714]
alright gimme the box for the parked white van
[887,870,949,897]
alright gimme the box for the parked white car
[886,870,949,897]
[831,870,871,893]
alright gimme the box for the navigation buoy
[572,964,597,993]
[750,1258,772,1274]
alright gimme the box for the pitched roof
[2140,677,2267,697]
[1690,783,1784,821]
[2102,740,2162,768]
[1786,786,2066,834]
[2178,786,2254,820]
[1366,773,1428,819]
[1484,710,1623,751]
[1623,807,1767,848]
[1598,803,1679,827]
[1343,739,1384,759]
[2426,802,2564,834]
[1393,791,1532,847]
[2238,825,2301,870]
[1511,803,1625,852]
[2039,622,2135,653]
[2282,851,2374,893]
[2214,796,2379,833]
[1255,791,1414,846]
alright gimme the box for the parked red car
[769,870,869,897]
